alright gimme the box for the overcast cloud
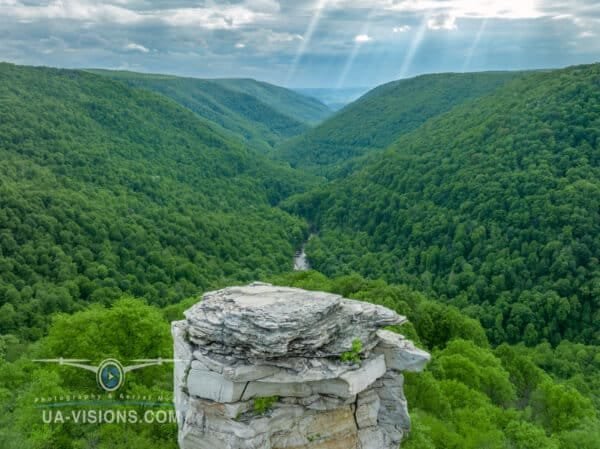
[0,0,599,87]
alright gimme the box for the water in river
[293,245,310,271]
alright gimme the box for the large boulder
[173,283,429,449]
[184,283,405,359]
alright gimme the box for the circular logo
[97,359,125,392]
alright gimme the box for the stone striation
[173,283,430,449]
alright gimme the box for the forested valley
[0,63,311,339]
[0,61,599,448]
[285,64,600,347]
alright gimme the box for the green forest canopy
[285,63,600,346]
[90,69,332,154]
[277,71,523,175]
[0,61,599,449]
[0,63,312,339]
[270,273,600,449]
[1,273,598,449]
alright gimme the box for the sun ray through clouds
[462,18,488,72]
[285,0,329,86]
[335,8,377,89]
[398,14,429,79]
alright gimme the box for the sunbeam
[462,18,488,72]
[335,9,377,89]
[398,15,429,80]
[285,0,329,86]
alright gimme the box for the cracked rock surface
[173,283,430,449]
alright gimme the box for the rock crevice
[173,283,429,449]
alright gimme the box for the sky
[0,0,599,88]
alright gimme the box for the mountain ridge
[285,63,600,346]
[89,68,332,154]
[277,71,525,175]
[0,62,312,338]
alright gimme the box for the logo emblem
[97,359,124,392]
[34,357,180,392]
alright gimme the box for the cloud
[0,0,599,87]
[427,14,457,31]
[0,0,277,29]
[354,34,372,43]
[0,0,143,24]
[161,6,265,29]
[267,32,304,43]
[124,42,149,53]
[393,25,411,33]
[248,0,281,14]
[329,0,550,20]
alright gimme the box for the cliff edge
[172,282,430,449]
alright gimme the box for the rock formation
[172,282,430,449]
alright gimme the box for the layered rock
[173,283,430,449]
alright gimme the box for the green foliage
[253,396,278,415]
[431,339,516,406]
[0,299,176,449]
[2,60,600,449]
[90,69,331,154]
[494,344,547,404]
[531,380,596,433]
[0,63,312,338]
[278,72,522,175]
[269,272,600,449]
[269,271,488,350]
[557,419,600,449]
[340,338,362,364]
[288,64,600,345]
[306,432,323,442]
[208,78,332,125]
[503,421,559,449]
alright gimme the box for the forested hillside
[209,78,331,124]
[1,61,599,449]
[0,63,310,338]
[286,64,600,346]
[267,272,600,449]
[90,70,331,153]
[278,72,522,174]
[1,273,598,449]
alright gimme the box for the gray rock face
[185,284,404,359]
[373,330,431,373]
[173,283,429,449]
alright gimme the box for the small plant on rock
[253,396,278,415]
[340,338,363,364]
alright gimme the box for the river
[293,244,310,271]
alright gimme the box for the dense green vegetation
[1,60,599,449]
[1,273,598,449]
[287,64,600,346]
[90,70,331,153]
[209,78,331,125]
[0,63,311,339]
[278,72,522,174]
[269,272,600,449]
[0,299,178,449]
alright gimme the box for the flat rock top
[184,283,405,359]
[202,283,342,323]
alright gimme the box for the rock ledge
[173,283,430,449]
